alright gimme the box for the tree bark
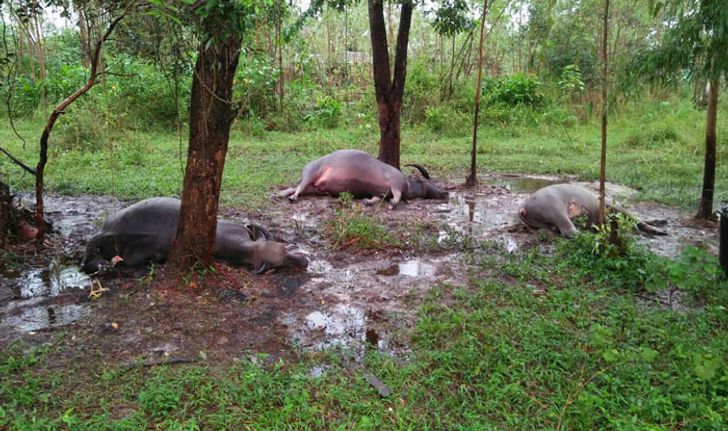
[166,30,242,272]
[276,0,284,113]
[466,0,488,187]
[598,0,610,226]
[368,0,413,169]
[0,180,10,248]
[696,79,718,219]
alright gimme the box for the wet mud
[0,175,719,364]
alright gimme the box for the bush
[425,104,470,135]
[622,125,682,148]
[54,101,111,153]
[302,95,342,129]
[482,73,545,107]
[403,60,442,123]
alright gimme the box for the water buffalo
[278,150,449,208]
[519,184,666,237]
[81,197,308,274]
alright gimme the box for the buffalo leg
[388,189,402,210]
[552,212,578,238]
[277,187,296,198]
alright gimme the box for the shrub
[303,95,342,129]
[403,60,442,123]
[482,73,545,107]
[623,125,682,148]
[425,104,470,135]
[54,101,111,153]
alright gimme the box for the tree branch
[35,2,137,242]
[0,146,36,175]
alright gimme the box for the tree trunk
[368,0,413,169]
[78,9,90,68]
[276,0,284,113]
[466,0,488,187]
[166,30,242,272]
[0,180,10,248]
[598,0,610,226]
[696,79,718,219]
[31,6,47,111]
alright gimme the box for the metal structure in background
[721,207,728,277]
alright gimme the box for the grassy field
[1,97,728,429]
[2,239,727,430]
[1,96,726,210]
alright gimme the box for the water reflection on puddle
[1,263,92,334]
[13,265,92,299]
[398,260,436,277]
[286,304,369,351]
[488,175,561,194]
[2,304,90,332]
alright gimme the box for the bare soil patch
[1,175,718,367]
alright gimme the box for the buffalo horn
[247,223,273,241]
[404,163,431,180]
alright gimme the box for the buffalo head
[403,164,449,200]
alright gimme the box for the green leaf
[602,349,621,363]
[640,347,658,363]
[695,364,716,380]
[588,324,613,348]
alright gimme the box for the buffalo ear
[253,261,270,274]
[252,250,270,274]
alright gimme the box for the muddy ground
[0,175,720,367]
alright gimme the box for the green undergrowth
[2,233,727,430]
[1,96,726,210]
[324,197,401,251]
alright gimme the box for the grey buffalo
[519,184,666,237]
[278,150,449,208]
[81,197,308,274]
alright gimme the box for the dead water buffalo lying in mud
[81,197,308,274]
[519,184,666,238]
[278,149,449,208]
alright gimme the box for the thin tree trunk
[598,0,609,225]
[326,18,332,86]
[446,36,455,98]
[32,4,47,112]
[275,0,283,112]
[166,31,243,272]
[466,0,488,187]
[696,79,718,219]
[34,10,128,242]
[12,10,36,81]
[368,0,413,170]
[78,9,90,68]
[0,180,10,248]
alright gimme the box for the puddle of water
[398,260,436,277]
[1,304,89,333]
[6,264,92,299]
[1,194,118,338]
[489,175,562,194]
[1,263,92,335]
[447,193,517,233]
[309,365,326,378]
[284,304,375,352]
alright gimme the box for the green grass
[1,96,727,429]
[1,96,726,210]
[2,237,727,430]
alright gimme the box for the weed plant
[324,193,400,250]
